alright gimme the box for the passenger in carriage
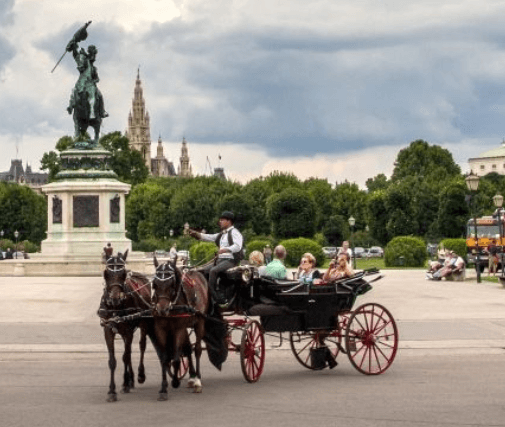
[297,253,321,285]
[261,245,288,279]
[318,254,354,284]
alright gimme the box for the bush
[132,238,162,253]
[21,240,40,253]
[189,242,216,266]
[246,239,272,256]
[439,238,467,259]
[384,236,428,267]
[0,239,15,251]
[279,238,324,267]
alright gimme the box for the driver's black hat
[219,211,235,222]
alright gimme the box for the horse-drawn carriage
[100,254,398,401]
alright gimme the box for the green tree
[366,173,389,193]
[322,214,349,246]
[333,181,368,231]
[0,183,47,243]
[266,188,317,239]
[391,139,461,183]
[367,190,389,245]
[385,183,418,237]
[431,179,470,239]
[99,132,149,185]
[303,178,334,229]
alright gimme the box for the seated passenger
[297,253,321,285]
[440,251,465,279]
[248,250,265,267]
[320,254,354,283]
[261,245,287,279]
[425,260,443,279]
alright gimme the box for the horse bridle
[104,257,128,304]
[153,263,183,313]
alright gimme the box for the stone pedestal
[40,144,132,259]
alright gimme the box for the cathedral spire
[126,69,151,172]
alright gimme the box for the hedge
[189,242,216,266]
[278,238,324,268]
[439,238,467,259]
[384,236,428,267]
[246,239,272,256]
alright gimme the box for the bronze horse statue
[152,256,209,400]
[99,250,152,402]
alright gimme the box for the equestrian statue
[52,21,108,148]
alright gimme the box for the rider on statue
[55,21,108,147]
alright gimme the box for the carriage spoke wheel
[240,320,265,383]
[289,326,344,370]
[345,303,398,375]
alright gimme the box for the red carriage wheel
[240,320,265,383]
[345,303,398,375]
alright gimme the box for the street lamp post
[493,193,504,278]
[348,216,356,269]
[14,230,19,260]
[465,172,481,283]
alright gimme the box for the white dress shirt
[199,226,243,260]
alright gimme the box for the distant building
[178,137,193,178]
[126,69,152,172]
[126,70,228,180]
[0,159,48,193]
[213,167,226,180]
[469,141,505,176]
[151,136,176,177]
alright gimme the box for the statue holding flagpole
[52,21,108,148]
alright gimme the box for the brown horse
[99,250,152,402]
[152,256,209,400]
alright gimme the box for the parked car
[154,249,168,258]
[322,247,337,258]
[369,246,384,257]
[354,247,366,258]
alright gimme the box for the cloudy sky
[0,0,504,186]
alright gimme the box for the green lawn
[321,257,428,270]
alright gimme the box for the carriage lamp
[348,216,356,269]
[465,172,481,283]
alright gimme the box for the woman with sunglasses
[297,253,321,286]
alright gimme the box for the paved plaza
[1,269,505,426]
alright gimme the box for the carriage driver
[188,211,244,306]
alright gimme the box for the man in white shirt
[189,211,244,305]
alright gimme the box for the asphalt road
[1,270,505,427]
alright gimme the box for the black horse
[99,250,152,402]
[152,256,209,400]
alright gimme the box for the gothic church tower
[178,137,193,177]
[126,70,151,172]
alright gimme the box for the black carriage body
[219,267,373,333]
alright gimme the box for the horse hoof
[121,387,130,394]
[187,378,195,388]
[171,378,181,389]
[138,374,146,384]
[107,394,118,402]
[193,385,202,393]
[157,393,168,401]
